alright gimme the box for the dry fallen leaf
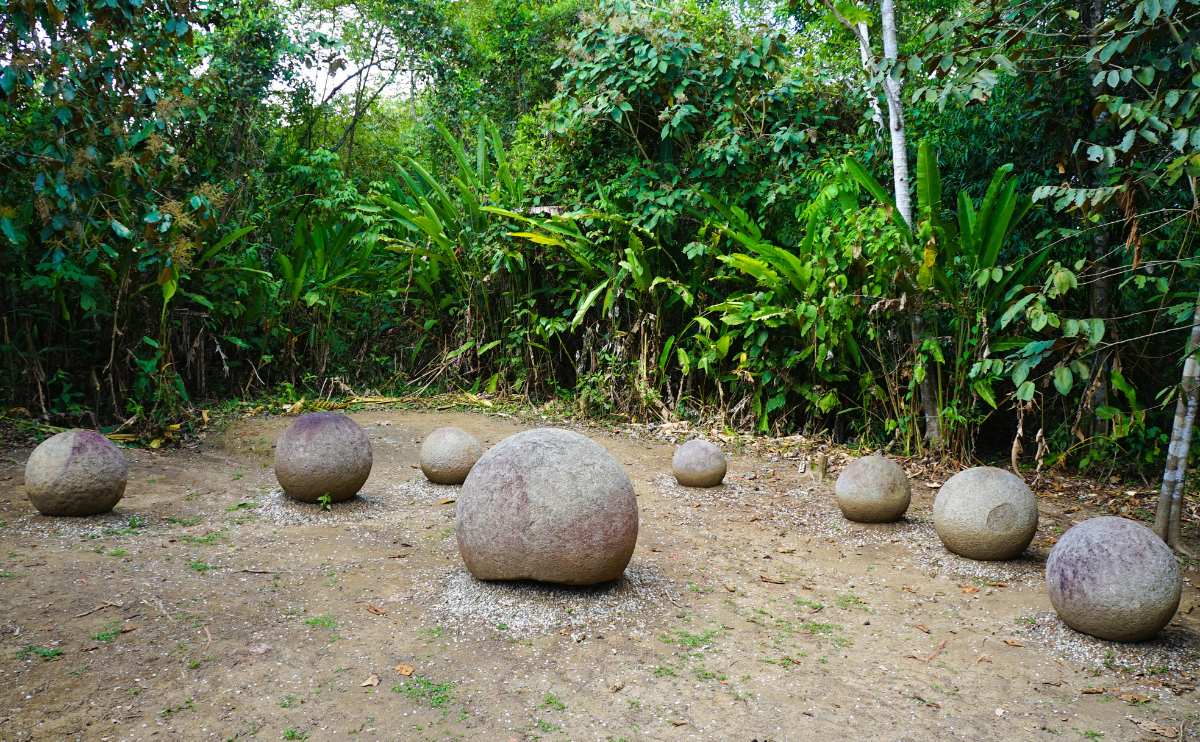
[915,624,931,634]
[1127,717,1179,739]
[366,604,387,616]
[959,584,980,594]
[394,663,414,676]
[1118,692,1150,705]
[360,674,380,687]
[986,581,1008,588]
[437,497,456,505]
[1081,686,1107,695]
[759,575,787,585]
[1002,639,1023,647]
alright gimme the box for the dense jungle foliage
[2,0,1198,482]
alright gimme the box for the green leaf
[110,219,133,239]
[1015,380,1036,401]
[1053,365,1073,395]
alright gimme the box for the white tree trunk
[880,0,941,446]
[880,0,912,227]
[1156,287,1200,548]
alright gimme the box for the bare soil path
[0,409,1196,741]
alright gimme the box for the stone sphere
[274,413,372,503]
[672,439,727,487]
[932,466,1038,561]
[457,427,638,585]
[420,426,482,485]
[24,430,127,516]
[834,455,911,522]
[1046,516,1182,642]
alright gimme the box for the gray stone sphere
[420,426,482,485]
[24,430,127,516]
[672,439,727,487]
[1046,516,1182,642]
[834,455,911,522]
[274,413,372,503]
[932,466,1038,561]
[457,428,638,585]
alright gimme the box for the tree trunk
[1155,287,1200,548]
[880,0,941,447]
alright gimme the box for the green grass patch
[303,614,336,630]
[392,675,455,709]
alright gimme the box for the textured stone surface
[420,426,482,485]
[274,413,372,503]
[457,428,638,585]
[1046,516,1182,642]
[932,466,1037,561]
[671,439,727,487]
[834,455,911,523]
[24,430,127,516]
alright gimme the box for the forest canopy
[2,0,1198,508]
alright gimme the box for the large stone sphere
[274,413,372,503]
[672,439,727,487]
[1046,516,1182,642]
[24,430,127,516]
[932,466,1038,561]
[457,428,638,585]
[834,455,911,523]
[420,426,482,485]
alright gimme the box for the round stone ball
[672,439,727,487]
[932,466,1038,561]
[420,426,482,485]
[834,455,911,523]
[24,430,128,516]
[1046,516,1182,642]
[274,413,372,503]
[457,427,638,585]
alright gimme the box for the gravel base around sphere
[933,466,1038,561]
[457,427,638,585]
[24,429,128,516]
[672,439,727,487]
[834,455,911,523]
[432,564,676,637]
[420,426,482,485]
[1019,610,1199,676]
[1046,516,1182,642]
[274,413,372,503]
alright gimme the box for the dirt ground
[0,408,1197,741]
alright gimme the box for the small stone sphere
[1046,516,1182,642]
[834,455,911,523]
[932,466,1038,561]
[274,413,372,503]
[420,426,482,485]
[24,430,128,516]
[672,439,727,487]
[457,427,638,585]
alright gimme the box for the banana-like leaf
[571,278,611,328]
[719,253,781,289]
[916,140,942,227]
[196,225,255,266]
[844,157,912,239]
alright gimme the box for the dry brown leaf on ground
[1127,716,1179,738]
[394,664,414,676]
[1003,639,1023,647]
[1082,686,1108,694]
[1119,692,1151,705]
[914,624,931,634]
[360,674,380,687]
[366,604,387,616]
[437,497,457,505]
[960,584,980,594]
[759,575,787,584]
